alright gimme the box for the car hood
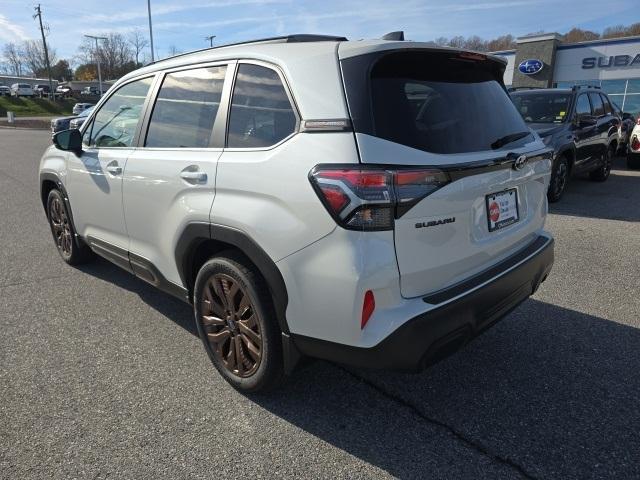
[526,122,565,137]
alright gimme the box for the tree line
[433,23,640,52]
[0,29,149,82]
[1,22,640,82]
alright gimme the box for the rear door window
[145,66,227,148]
[342,50,531,154]
[600,94,613,115]
[227,64,297,148]
[589,92,605,117]
[575,94,592,117]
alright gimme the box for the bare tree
[128,28,149,66]
[562,28,600,43]
[22,40,57,77]
[167,45,180,57]
[77,33,135,79]
[2,43,25,76]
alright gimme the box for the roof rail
[149,34,348,65]
[507,86,543,92]
[571,84,601,91]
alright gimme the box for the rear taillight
[309,166,450,230]
[632,136,640,151]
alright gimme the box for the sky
[0,0,638,64]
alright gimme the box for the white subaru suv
[39,34,554,392]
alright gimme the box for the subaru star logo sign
[513,155,528,170]
[518,59,544,75]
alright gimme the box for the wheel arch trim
[175,222,290,334]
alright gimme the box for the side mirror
[53,129,82,155]
[577,115,597,128]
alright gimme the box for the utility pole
[205,35,216,47]
[84,35,107,95]
[147,0,155,62]
[33,4,53,99]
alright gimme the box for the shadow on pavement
[75,257,640,479]
[549,157,640,222]
[77,257,198,336]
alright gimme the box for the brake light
[632,136,640,151]
[309,166,450,230]
[361,290,375,329]
[637,118,640,125]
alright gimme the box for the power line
[33,4,53,99]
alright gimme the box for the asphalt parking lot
[1,128,639,479]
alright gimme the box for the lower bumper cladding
[292,235,554,371]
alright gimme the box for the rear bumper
[292,234,554,371]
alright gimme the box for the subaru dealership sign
[518,59,544,75]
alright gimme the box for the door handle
[106,162,122,176]
[180,168,207,184]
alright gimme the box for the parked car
[69,106,94,129]
[627,119,640,169]
[611,101,636,154]
[72,103,93,115]
[0,85,10,97]
[40,33,554,393]
[81,86,101,96]
[56,85,73,97]
[33,84,51,97]
[51,113,81,133]
[510,86,619,202]
[10,83,34,97]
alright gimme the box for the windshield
[511,92,572,124]
[342,50,531,154]
[79,107,94,117]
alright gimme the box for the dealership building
[493,33,640,117]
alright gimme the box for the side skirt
[86,236,189,303]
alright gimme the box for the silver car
[72,103,93,115]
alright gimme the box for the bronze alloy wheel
[201,273,263,378]
[49,196,73,258]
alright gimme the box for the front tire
[547,154,570,203]
[46,189,94,265]
[194,253,284,393]
[589,145,613,182]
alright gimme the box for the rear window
[19,84,31,88]
[589,92,605,117]
[511,92,572,124]
[342,50,531,154]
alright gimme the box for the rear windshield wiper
[490,131,531,150]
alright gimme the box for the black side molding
[40,172,86,252]
[86,236,188,302]
[174,222,290,335]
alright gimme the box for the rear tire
[547,154,570,203]
[194,252,284,393]
[46,189,94,265]
[589,145,613,182]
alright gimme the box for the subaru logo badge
[513,155,528,170]
[518,59,544,75]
